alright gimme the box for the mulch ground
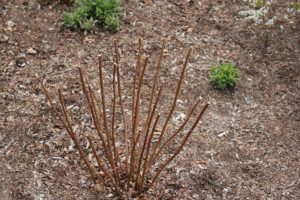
[0,0,299,199]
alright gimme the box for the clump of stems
[39,38,208,198]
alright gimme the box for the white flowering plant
[239,0,274,25]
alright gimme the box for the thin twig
[111,63,121,172]
[116,63,129,173]
[78,68,113,172]
[149,104,209,189]
[149,98,201,168]
[114,40,129,173]
[149,48,191,166]
[98,57,120,185]
[87,136,121,194]
[130,56,149,185]
[135,85,163,189]
[134,39,165,188]
[38,79,97,184]
[129,39,143,185]
[127,133,141,190]
[139,114,161,192]
[131,38,143,143]
[58,90,98,184]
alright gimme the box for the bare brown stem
[127,133,141,189]
[114,39,120,65]
[131,38,143,143]
[114,40,129,173]
[149,98,201,168]
[39,80,97,184]
[149,104,209,189]
[87,136,121,194]
[130,56,149,185]
[81,70,104,131]
[116,63,129,173]
[149,48,191,166]
[38,79,74,139]
[135,85,163,189]
[98,56,112,148]
[98,57,120,185]
[128,40,142,185]
[111,64,121,171]
[139,114,161,192]
[78,68,113,172]
[134,39,165,188]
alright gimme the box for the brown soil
[1,0,299,199]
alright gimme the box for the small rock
[28,0,40,9]
[6,20,16,27]
[0,35,9,42]
[6,27,13,32]
[106,193,113,198]
[41,44,55,53]
[192,194,199,199]
[44,181,54,187]
[15,56,26,67]
[6,164,12,170]
[217,131,228,138]
[187,27,193,33]
[16,53,26,59]
[93,184,102,192]
[26,47,37,55]
[63,184,71,189]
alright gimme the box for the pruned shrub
[39,39,208,198]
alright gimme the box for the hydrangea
[265,16,276,26]
[239,0,275,26]
[239,9,266,24]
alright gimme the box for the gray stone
[26,47,37,55]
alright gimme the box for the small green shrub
[291,3,300,11]
[63,6,91,30]
[255,0,264,8]
[63,0,120,32]
[80,17,94,32]
[104,15,119,31]
[210,63,240,90]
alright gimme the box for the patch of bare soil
[1,0,299,199]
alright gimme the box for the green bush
[104,14,119,31]
[255,0,264,9]
[210,63,240,90]
[291,3,300,10]
[63,0,120,32]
